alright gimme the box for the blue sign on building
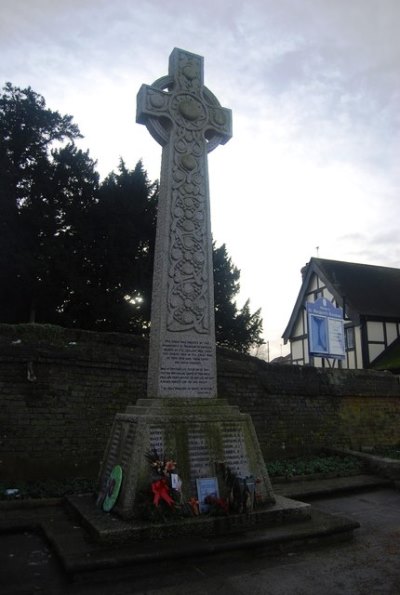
[307,298,345,360]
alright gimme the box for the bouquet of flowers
[141,449,186,520]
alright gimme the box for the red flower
[151,479,174,507]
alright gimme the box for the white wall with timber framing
[287,272,400,369]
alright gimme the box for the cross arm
[203,106,232,152]
[136,84,171,146]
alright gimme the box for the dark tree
[213,243,239,343]
[65,159,158,332]
[213,243,263,352]
[0,82,98,323]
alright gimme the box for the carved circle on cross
[144,76,228,153]
[178,98,202,121]
[181,154,196,171]
[171,93,207,130]
[182,63,199,81]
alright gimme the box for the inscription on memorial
[188,425,212,478]
[221,422,250,477]
[187,422,251,484]
[159,338,214,396]
[149,426,165,456]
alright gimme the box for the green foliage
[0,478,95,500]
[266,455,365,478]
[0,455,366,500]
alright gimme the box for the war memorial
[90,47,276,527]
[58,49,360,548]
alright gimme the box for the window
[345,327,355,350]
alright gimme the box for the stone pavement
[1,475,400,594]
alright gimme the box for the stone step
[66,493,311,544]
[59,498,358,581]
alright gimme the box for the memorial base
[98,398,275,522]
[67,492,311,544]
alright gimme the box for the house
[282,257,400,369]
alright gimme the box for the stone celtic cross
[137,48,232,399]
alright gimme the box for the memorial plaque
[159,339,215,396]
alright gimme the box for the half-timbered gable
[282,258,400,369]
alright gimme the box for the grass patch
[0,478,96,501]
[1,454,367,499]
[266,454,365,479]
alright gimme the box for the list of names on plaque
[221,422,250,477]
[188,425,212,478]
[149,426,165,456]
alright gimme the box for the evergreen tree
[68,159,158,332]
[0,82,98,323]
[213,244,263,352]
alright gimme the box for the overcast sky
[2,0,399,359]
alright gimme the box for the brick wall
[1,324,400,480]
[218,349,400,460]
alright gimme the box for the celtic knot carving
[136,48,232,336]
[175,51,202,94]
[167,126,208,332]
